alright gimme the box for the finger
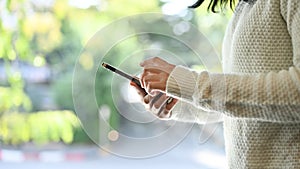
[156,98,169,117]
[140,70,160,87]
[158,110,170,119]
[146,82,165,93]
[152,94,168,109]
[143,66,175,79]
[165,98,178,110]
[149,92,164,109]
[144,74,161,81]
[140,69,148,88]
[142,74,161,89]
[153,98,164,109]
[143,67,165,74]
[143,95,151,104]
[157,107,173,119]
[140,57,166,67]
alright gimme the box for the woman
[131,0,300,168]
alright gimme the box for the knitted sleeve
[166,1,300,123]
[169,100,223,124]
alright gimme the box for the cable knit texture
[166,0,300,168]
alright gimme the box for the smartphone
[102,62,174,115]
[101,62,147,95]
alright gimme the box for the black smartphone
[101,62,147,95]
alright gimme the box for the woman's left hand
[140,57,175,94]
[130,81,178,119]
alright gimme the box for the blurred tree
[0,110,80,145]
[0,0,89,144]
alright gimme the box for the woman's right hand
[129,81,177,119]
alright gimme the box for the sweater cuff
[166,65,198,101]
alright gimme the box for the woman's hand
[140,57,175,94]
[130,80,177,119]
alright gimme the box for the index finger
[143,67,164,74]
[140,57,166,67]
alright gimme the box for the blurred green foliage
[52,73,74,110]
[0,85,31,113]
[0,111,80,145]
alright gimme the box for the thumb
[143,95,150,104]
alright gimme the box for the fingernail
[150,91,156,96]
[144,95,150,104]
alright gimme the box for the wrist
[167,64,176,74]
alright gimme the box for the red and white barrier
[0,149,89,162]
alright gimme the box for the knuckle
[163,109,169,115]
[148,83,153,89]
[154,103,160,109]
[153,57,159,61]
[144,79,149,87]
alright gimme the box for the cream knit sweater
[167,0,300,168]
